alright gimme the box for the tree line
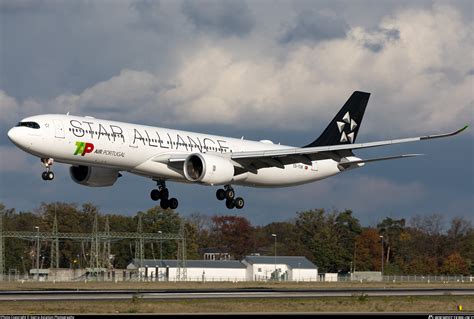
[0,202,472,275]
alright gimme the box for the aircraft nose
[7,127,25,148]
[7,127,18,142]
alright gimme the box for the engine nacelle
[69,165,119,187]
[183,153,234,185]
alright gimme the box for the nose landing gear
[216,185,244,209]
[150,181,179,210]
[41,158,55,181]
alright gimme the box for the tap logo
[74,142,94,156]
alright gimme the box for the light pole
[35,226,39,281]
[271,234,277,280]
[379,235,384,278]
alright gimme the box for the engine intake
[183,153,234,185]
[70,165,119,187]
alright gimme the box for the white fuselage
[8,114,350,188]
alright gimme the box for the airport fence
[3,273,473,283]
[339,274,473,283]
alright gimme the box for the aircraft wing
[228,126,468,173]
[152,126,467,174]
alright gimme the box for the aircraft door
[53,120,65,138]
[311,161,318,171]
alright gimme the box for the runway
[0,288,472,301]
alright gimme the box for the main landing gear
[41,158,55,181]
[216,185,244,209]
[150,181,179,210]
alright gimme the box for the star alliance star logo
[337,112,357,143]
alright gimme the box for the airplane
[7,91,467,210]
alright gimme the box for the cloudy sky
[0,0,472,226]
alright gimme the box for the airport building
[127,259,247,281]
[127,255,318,282]
[242,256,318,281]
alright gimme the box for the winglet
[420,125,469,140]
[458,125,469,134]
[337,153,424,170]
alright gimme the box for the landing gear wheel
[42,171,54,180]
[40,158,55,181]
[150,189,161,201]
[225,188,235,201]
[234,197,244,209]
[169,198,179,210]
[153,181,178,209]
[160,188,169,200]
[160,199,170,210]
[216,189,226,201]
[225,199,235,209]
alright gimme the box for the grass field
[1,280,472,314]
[0,296,472,314]
[1,280,473,291]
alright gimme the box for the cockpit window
[16,121,40,129]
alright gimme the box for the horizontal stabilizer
[337,154,423,169]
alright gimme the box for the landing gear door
[53,120,65,138]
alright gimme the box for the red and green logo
[74,141,94,156]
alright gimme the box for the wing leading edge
[151,125,468,174]
[229,125,468,172]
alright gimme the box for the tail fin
[304,91,370,147]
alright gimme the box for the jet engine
[69,165,120,187]
[183,153,234,185]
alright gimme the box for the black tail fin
[304,91,370,147]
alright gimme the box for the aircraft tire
[160,199,170,210]
[234,197,244,209]
[160,188,169,200]
[216,189,226,200]
[169,198,178,210]
[225,199,235,209]
[225,189,235,201]
[150,189,161,201]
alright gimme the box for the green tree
[377,217,405,264]
[334,210,361,272]
[259,221,311,258]
[134,206,183,261]
[186,213,213,251]
[295,209,361,272]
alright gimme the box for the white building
[242,256,318,281]
[127,256,318,282]
[127,259,247,282]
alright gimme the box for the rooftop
[243,256,317,269]
[131,259,246,269]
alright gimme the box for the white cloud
[0,90,18,119]
[2,4,472,138]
